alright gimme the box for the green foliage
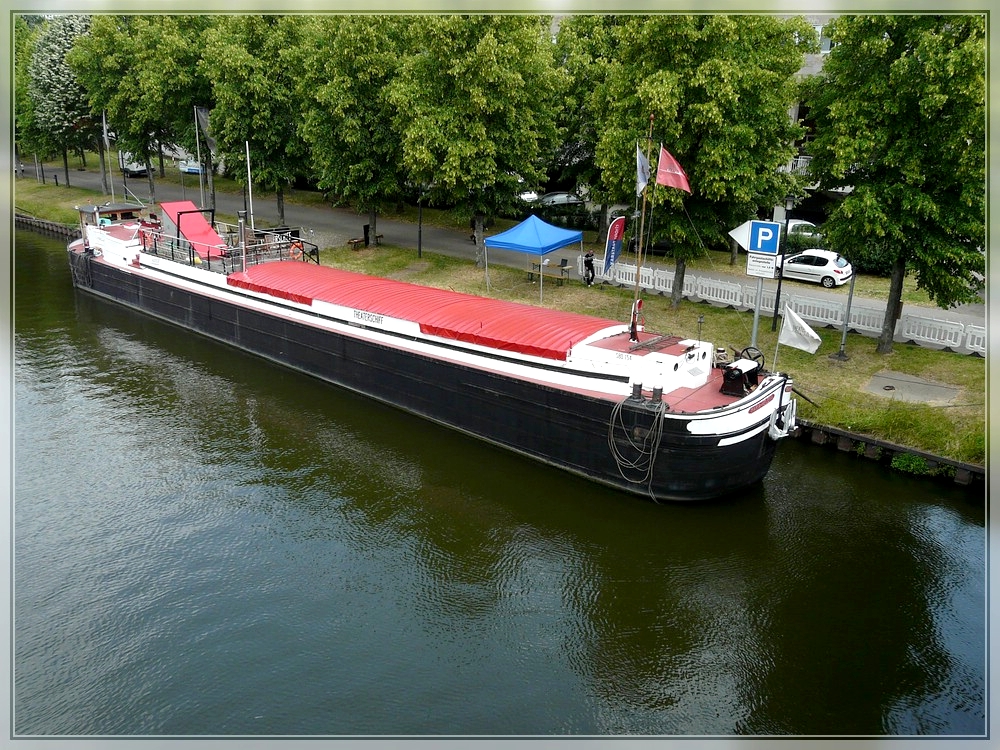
[14,16,48,158]
[292,15,410,221]
[200,16,308,223]
[386,16,562,222]
[805,15,985,318]
[550,16,628,205]
[589,15,816,261]
[19,10,985,327]
[889,453,930,475]
[26,15,94,157]
[68,14,213,203]
[782,232,826,255]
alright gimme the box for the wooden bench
[528,261,570,286]
[533,270,569,285]
[348,234,383,250]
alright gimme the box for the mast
[631,114,655,341]
[245,141,255,231]
[194,106,205,207]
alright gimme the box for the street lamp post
[771,196,795,331]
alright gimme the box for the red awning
[160,201,227,259]
[227,262,621,361]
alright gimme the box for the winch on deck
[720,358,762,397]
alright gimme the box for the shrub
[890,452,930,475]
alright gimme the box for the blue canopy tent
[484,214,583,302]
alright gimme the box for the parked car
[777,249,853,288]
[177,160,202,175]
[786,219,822,238]
[118,152,147,178]
[538,191,583,206]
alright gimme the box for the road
[25,165,984,328]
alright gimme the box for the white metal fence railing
[898,314,967,350]
[583,256,985,356]
[964,325,987,356]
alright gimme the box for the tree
[553,16,630,237]
[14,16,47,175]
[69,15,213,205]
[27,15,96,187]
[591,15,815,308]
[804,15,985,353]
[200,16,308,226]
[292,15,410,238]
[387,15,562,265]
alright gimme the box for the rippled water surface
[12,231,986,737]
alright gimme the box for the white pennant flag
[778,304,822,354]
[636,142,650,197]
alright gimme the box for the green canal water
[11,230,986,738]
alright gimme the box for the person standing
[584,250,595,286]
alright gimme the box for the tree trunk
[671,258,687,309]
[62,149,70,186]
[98,141,109,196]
[876,254,907,353]
[276,185,285,227]
[596,203,609,240]
[368,206,377,241]
[146,159,156,206]
[730,237,739,265]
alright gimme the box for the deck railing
[141,224,320,275]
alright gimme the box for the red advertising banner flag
[655,145,691,193]
[603,215,626,274]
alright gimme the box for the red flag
[655,145,691,193]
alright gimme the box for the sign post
[729,220,782,348]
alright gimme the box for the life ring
[288,240,303,260]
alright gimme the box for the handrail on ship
[139,225,319,275]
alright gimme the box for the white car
[177,160,202,174]
[777,249,853,288]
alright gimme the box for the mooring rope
[607,396,667,501]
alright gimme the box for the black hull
[69,252,781,502]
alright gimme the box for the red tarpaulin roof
[227,261,622,361]
[160,201,226,259]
